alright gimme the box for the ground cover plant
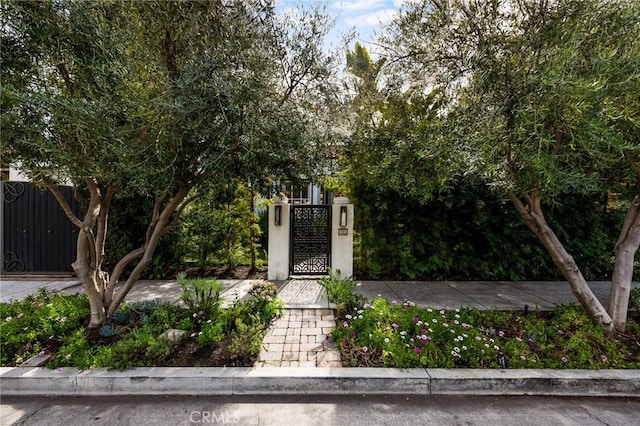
[0,280,283,369]
[322,275,640,369]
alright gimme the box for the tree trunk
[106,182,191,317]
[508,190,614,332]
[249,188,257,274]
[608,194,640,332]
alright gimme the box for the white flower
[5,317,12,322]
[462,346,467,350]
[443,323,449,328]
[345,314,352,319]
[427,308,433,313]
[432,319,438,323]
[358,315,363,319]
[494,345,499,351]
[454,347,460,352]
[384,338,390,343]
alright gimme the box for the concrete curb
[1,367,638,397]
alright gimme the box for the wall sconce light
[274,205,281,226]
[340,205,347,227]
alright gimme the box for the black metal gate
[290,205,331,275]
[1,181,80,274]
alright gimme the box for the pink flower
[561,356,568,363]
[413,317,420,323]
[362,346,368,353]
[414,346,421,353]
[601,355,608,361]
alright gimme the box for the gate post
[267,195,290,280]
[331,197,353,278]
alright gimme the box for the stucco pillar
[331,197,353,278]
[267,195,290,280]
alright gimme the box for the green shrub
[228,317,265,361]
[630,287,640,313]
[197,318,225,345]
[246,282,283,323]
[178,273,223,316]
[318,269,364,315]
[349,180,628,281]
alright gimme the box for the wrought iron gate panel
[2,181,80,273]
[290,205,331,275]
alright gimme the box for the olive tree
[2,0,341,327]
[381,0,640,331]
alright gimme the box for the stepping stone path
[256,308,342,367]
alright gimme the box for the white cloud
[330,0,388,12]
[345,8,398,28]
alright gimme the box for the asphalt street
[2,395,640,426]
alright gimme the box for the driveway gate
[1,181,80,274]
[290,205,331,275]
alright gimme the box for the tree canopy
[354,0,640,331]
[1,0,343,327]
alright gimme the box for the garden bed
[320,271,640,369]
[0,279,282,370]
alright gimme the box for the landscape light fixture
[275,204,281,226]
[340,206,347,227]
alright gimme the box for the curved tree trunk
[508,190,614,332]
[608,194,640,332]
[106,181,191,317]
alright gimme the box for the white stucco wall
[267,196,290,280]
[331,200,353,278]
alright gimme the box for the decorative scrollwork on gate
[290,206,331,275]
[3,182,25,203]
[4,252,25,272]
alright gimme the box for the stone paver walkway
[256,308,342,367]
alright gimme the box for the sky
[276,0,408,56]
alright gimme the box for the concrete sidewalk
[3,277,638,310]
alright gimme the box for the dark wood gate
[1,181,80,274]
[290,205,331,275]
